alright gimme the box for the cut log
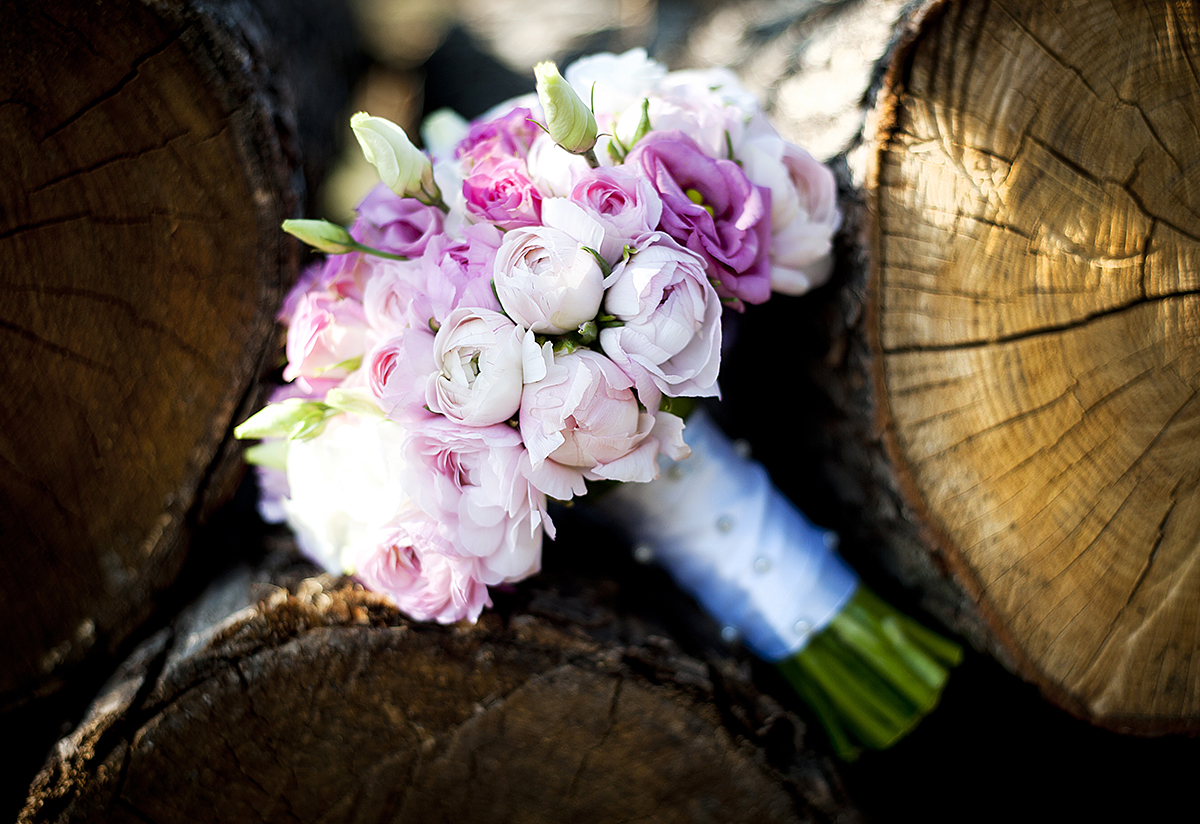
[682,0,1200,733]
[0,0,302,723]
[820,0,1200,733]
[18,544,859,824]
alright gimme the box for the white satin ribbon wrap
[607,410,858,661]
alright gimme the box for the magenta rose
[456,106,540,165]
[626,130,771,307]
[462,156,542,230]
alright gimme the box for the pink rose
[568,165,662,261]
[368,327,437,424]
[626,130,772,308]
[426,308,527,426]
[282,289,369,392]
[600,233,722,408]
[356,512,492,624]
[462,156,542,230]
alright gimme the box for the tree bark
[1,0,302,756]
[792,0,1200,733]
[18,541,859,824]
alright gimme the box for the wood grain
[866,0,1200,729]
[0,0,299,711]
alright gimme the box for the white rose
[426,307,527,426]
[564,48,667,120]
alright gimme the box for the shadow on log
[19,541,858,824]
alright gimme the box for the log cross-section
[866,0,1200,730]
[0,0,300,711]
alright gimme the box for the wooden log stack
[7,0,1199,819]
[18,545,856,824]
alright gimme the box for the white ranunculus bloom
[493,209,606,334]
[427,307,526,426]
[282,415,410,575]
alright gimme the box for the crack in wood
[882,287,1200,354]
[0,318,119,378]
[26,131,195,197]
[39,28,188,144]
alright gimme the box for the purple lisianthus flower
[352,183,445,258]
[626,130,772,308]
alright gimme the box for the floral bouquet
[236,49,960,758]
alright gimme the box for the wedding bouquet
[236,49,959,758]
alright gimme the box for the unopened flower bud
[534,62,597,155]
[234,398,334,442]
[350,112,433,199]
[282,219,356,254]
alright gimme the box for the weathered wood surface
[0,0,361,816]
[19,540,859,824]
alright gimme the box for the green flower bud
[323,386,385,419]
[233,398,334,442]
[350,112,433,198]
[534,61,598,154]
[282,219,356,254]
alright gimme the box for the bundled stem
[776,584,961,759]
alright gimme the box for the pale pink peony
[401,419,547,586]
[739,135,841,294]
[356,511,492,624]
[367,326,438,424]
[519,346,688,499]
[599,233,722,408]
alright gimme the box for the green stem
[776,584,961,759]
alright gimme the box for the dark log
[19,541,859,824]
[0,3,361,816]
